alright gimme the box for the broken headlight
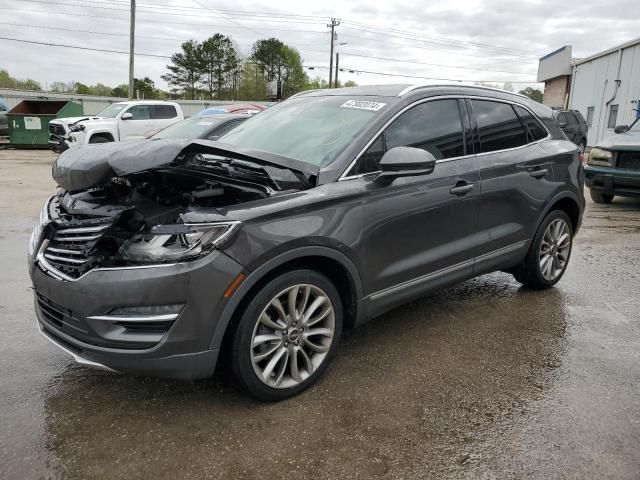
[587,147,612,167]
[115,221,240,264]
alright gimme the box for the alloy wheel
[539,218,571,281]
[250,284,336,389]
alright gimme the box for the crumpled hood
[52,139,320,192]
[598,130,640,151]
[52,139,189,191]
[50,116,102,126]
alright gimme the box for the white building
[538,38,640,146]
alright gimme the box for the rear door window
[566,112,579,127]
[151,105,178,119]
[471,100,528,152]
[514,105,548,142]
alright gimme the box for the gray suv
[28,85,584,401]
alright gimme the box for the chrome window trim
[87,313,179,322]
[338,95,551,181]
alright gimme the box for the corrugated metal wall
[569,42,640,146]
[0,89,268,118]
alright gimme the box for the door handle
[450,183,475,195]
[530,168,548,178]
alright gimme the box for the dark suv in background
[585,119,640,203]
[554,109,588,152]
[29,85,583,401]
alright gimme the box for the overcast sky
[2,0,640,92]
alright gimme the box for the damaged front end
[32,139,318,281]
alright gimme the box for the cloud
[1,0,638,91]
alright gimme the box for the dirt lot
[1,149,639,479]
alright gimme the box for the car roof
[187,113,249,120]
[293,83,530,99]
[112,100,179,105]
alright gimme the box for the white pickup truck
[48,100,184,152]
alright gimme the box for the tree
[198,34,240,100]
[92,83,113,96]
[502,82,514,92]
[279,45,308,97]
[162,40,203,100]
[134,77,157,99]
[251,38,287,82]
[50,81,73,93]
[237,63,266,101]
[0,69,14,88]
[519,87,543,103]
[111,84,128,98]
[74,82,92,94]
[15,78,42,91]
[343,80,358,87]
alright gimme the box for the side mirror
[121,112,133,120]
[374,147,436,184]
[614,125,629,134]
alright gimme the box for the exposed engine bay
[34,139,319,280]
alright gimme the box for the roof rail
[287,89,328,100]
[398,83,529,99]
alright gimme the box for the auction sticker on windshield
[340,100,386,112]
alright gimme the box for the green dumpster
[7,100,83,147]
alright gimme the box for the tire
[590,189,614,204]
[512,210,573,290]
[89,135,112,144]
[229,269,343,402]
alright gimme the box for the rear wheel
[512,210,573,289]
[229,270,343,401]
[590,190,614,204]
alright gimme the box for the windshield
[629,118,640,132]
[97,103,128,118]
[152,116,227,140]
[219,96,388,166]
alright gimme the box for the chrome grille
[49,123,66,136]
[617,152,640,170]
[44,224,110,279]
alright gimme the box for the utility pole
[334,52,339,88]
[128,0,136,100]
[327,18,339,88]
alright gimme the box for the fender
[85,127,118,143]
[208,245,364,351]
[532,189,583,243]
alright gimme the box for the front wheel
[590,190,614,204]
[229,270,343,401]
[512,210,573,289]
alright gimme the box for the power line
[0,35,329,68]
[337,65,539,83]
[339,51,534,75]
[339,21,542,57]
[16,0,326,25]
[0,36,536,84]
[7,8,329,34]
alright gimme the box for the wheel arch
[210,246,364,353]
[86,129,116,143]
[538,191,583,236]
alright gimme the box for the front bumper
[31,250,245,379]
[584,165,640,198]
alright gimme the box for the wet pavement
[1,150,639,479]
